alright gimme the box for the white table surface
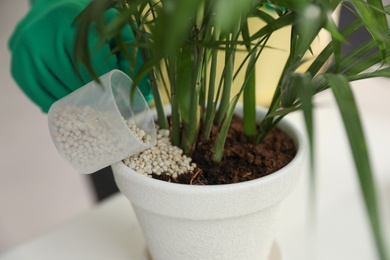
[1,76,389,260]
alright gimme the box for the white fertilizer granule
[123,128,196,179]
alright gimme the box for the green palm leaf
[326,73,388,260]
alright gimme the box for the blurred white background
[0,0,95,253]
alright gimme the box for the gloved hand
[9,0,152,113]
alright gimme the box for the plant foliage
[74,0,390,258]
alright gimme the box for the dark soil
[152,114,296,185]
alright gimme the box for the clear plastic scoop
[48,69,156,174]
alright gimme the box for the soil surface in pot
[152,115,296,185]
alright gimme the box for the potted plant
[73,0,390,259]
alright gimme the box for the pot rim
[113,104,306,193]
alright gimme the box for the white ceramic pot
[112,105,306,260]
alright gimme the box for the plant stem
[168,56,181,146]
[181,38,204,155]
[146,66,168,129]
[212,95,240,162]
[215,33,235,126]
[201,26,220,142]
[243,63,256,141]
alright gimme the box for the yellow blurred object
[232,6,340,107]
[231,17,291,107]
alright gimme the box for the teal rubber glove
[9,0,152,113]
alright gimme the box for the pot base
[142,242,282,260]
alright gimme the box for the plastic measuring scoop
[48,69,156,174]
